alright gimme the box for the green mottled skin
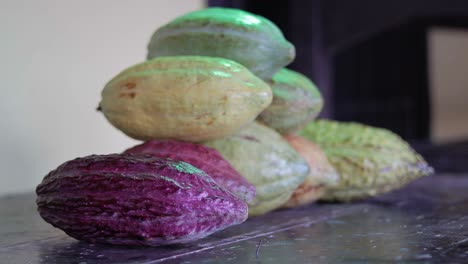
[258,68,323,134]
[299,120,433,202]
[204,122,309,216]
[100,56,272,142]
[168,161,207,177]
[107,56,258,86]
[169,7,282,34]
[147,8,295,80]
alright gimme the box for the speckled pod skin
[282,135,339,208]
[258,68,323,134]
[204,122,309,216]
[124,140,256,203]
[299,120,434,202]
[147,8,295,80]
[99,56,272,142]
[36,154,248,246]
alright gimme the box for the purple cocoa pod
[36,154,248,246]
[124,140,256,203]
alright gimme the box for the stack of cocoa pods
[36,8,433,246]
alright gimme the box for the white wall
[0,0,204,196]
[429,28,468,144]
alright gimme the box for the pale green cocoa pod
[299,120,433,202]
[257,68,323,134]
[147,8,295,80]
[100,56,272,142]
[204,122,309,216]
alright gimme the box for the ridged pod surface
[147,8,295,80]
[124,140,255,203]
[282,135,339,208]
[204,122,309,216]
[36,154,248,246]
[99,56,272,142]
[299,120,434,201]
[258,68,323,134]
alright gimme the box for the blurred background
[1,0,467,196]
[0,0,204,196]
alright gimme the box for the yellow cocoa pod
[99,56,272,142]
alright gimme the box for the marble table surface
[1,174,467,263]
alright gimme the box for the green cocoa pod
[299,120,433,202]
[99,56,272,142]
[147,8,295,80]
[204,122,309,216]
[257,68,323,134]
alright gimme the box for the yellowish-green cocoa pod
[257,68,323,134]
[299,120,433,202]
[204,122,309,216]
[147,8,295,80]
[282,134,339,208]
[100,56,272,142]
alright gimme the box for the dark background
[209,0,468,172]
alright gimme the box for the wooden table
[1,174,467,263]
